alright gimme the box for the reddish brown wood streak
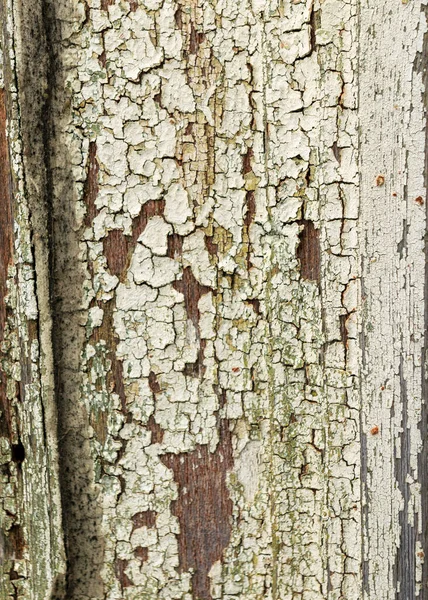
[103,229,128,277]
[148,372,164,442]
[244,191,256,269]
[91,300,127,417]
[83,141,99,227]
[148,371,161,395]
[297,220,320,282]
[161,420,233,600]
[174,7,183,28]
[242,148,256,269]
[246,298,260,315]
[165,235,211,377]
[173,267,211,377]
[244,191,256,230]
[0,89,15,439]
[189,22,205,55]
[103,199,165,279]
[147,413,164,444]
[114,558,133,590]
[134,546,148,564]
[173,267,210,333]
[205,234,218,258]
[8,525,25,559]
[242,147,254,175]
[132,510,156,531]
[98,51,107,69]
[100,0,115,10]
[339,313,348,347]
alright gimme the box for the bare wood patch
[103,229,128,277]
[83,141,99,227]
[100,0,115,10]
[147,373,164,443]
[297,220,320,282]
[173,267,210,332]
[92,300,127,416]
[242,147,254,175]
[132,511,156,531]
[134,546,148,564]
[339,314,348,347]
[189,22,205,55]
[114,558,133,591]
[161,420,233,600]
[8,524,25,560]
[173,267,211,377]
[103,199,165,279]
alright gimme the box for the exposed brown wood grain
[244,191,256,230]
[83,142,99,227]
[297,220,320,282]
[173,267,211,377]
[148,371,161,395]
[103,199,165,278]
[167,233,183,260]
[91,300,127,417]
[147,372,164,443]
[339,314,348,347]
[114,558,133,590]
[204,235,219,258]
[166,234,211,375]
[189,22,205,55]
[132,510,156,531]
[173,267,211,332]
[100,0,115,10]
[134,546,148,564]
[244,191,256,269]
[103,230,129,277]
[147,415,164,443]
[8,525,25,560]
[242,147,253,175]
[161,420,233,600]
[134,546,149,564]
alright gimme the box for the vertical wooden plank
[0,0,66,597]
[359,1,427,597]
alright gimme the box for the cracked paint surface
[2,0,428,598]
[44,0,363,598]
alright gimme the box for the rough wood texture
[359,2,428,598]
[1,0,428,599]
[0,1,66,598]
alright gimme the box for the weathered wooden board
[0,0,427,599]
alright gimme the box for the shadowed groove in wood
[29,0,107,591]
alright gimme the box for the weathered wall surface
[0,0,428,599]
